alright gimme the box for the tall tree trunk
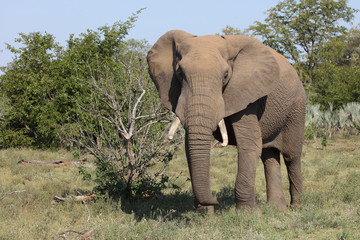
[126,138,135,184]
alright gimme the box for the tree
[312,26,360,109]
[0,32,69,148]
[249,0,357,86]
[219,25,248,36]
[343,25,360,66]
[0,9,178,198]
[0,93,9,122]
[63,12,179,199]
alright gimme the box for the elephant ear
[223,35,280,117]
[147,30,195,112]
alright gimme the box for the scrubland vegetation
[0,136,359,239]
[0,1,360,239]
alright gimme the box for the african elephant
[147,30,306,212]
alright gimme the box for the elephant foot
[236,203,262,216]
[235,201,259,212]
[289,195,301,208]
[289,201,300,209]
[269,202,287,211]
[195,204,215,215]
[268,198,287,211]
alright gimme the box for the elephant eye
[224,71,228,80]
[223,70,230,88]
[176,51,182,61]
[176,66,185,80]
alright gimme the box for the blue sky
[1,0,360,68]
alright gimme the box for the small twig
[0,190,26,201]
[85,202,91,223]
[56,225,100,240]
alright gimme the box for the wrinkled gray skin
[147,30,306,212]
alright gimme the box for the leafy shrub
[67,13,181,200]
[304,126,315,140]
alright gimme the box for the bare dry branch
[126,88,146,139]
[67,43,180,199]
[51,196,67,205]
[78,229,94,240]
[56,230,84,239]
[75,194,98,203]
[0,189,26,201]
[135,111,169,121]
[17,159,87,166]
[51,194,97,205]
[56,227,97,240]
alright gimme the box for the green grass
[0,136,360,239]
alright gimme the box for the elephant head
[147,30,280,207]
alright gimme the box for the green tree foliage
[249,0,357,86]
[0,32,70,148]
[57,15,141,144]
[344,25,360,63]
[219,25,248,35]
[0,10,178,198]
[62,11,178,199]
[312,26,360,109]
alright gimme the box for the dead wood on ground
[17,158,88,166]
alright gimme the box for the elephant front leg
[193,199,215,214]
[231,113,262,210]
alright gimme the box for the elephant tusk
[168,117,181,140]
[218,119,228,147]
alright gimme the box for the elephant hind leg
[283,154,303,207]
[261,148,287,210]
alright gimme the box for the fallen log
[52,195,67,204]
[17,158,87,166]
[75,194,97,203]
[51,193,98,205]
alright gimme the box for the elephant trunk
[185,94,221,206]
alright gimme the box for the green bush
[304,126,315,140]
[65,12,180,200]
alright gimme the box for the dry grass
[0,136,359,239]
